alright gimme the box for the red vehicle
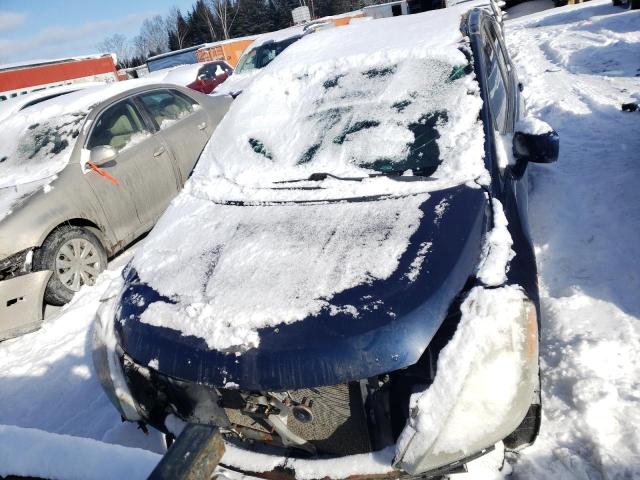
[189,61,233,94]
[157,61,233,95]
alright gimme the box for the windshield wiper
[274,172,366,184]
[274,170,437,185]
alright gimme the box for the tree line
[98,0,384,69]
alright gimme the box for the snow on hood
[0,80,153,221]
[132,4,490,353]
[133,192,428,352]
[194,4,488,204]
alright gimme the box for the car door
[480,18,537,273]
[83,97,180,244]
[137,88,212,184]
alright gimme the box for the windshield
[235,37,301,74]
[192,43,486,203]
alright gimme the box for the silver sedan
[0,81,231,340]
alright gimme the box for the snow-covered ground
[499,2,640,478]
[0,1,638,479]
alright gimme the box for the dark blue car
[93,4,558,478]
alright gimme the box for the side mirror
[513,130,559,165]
[512,117,559,165]
[89,145,117,166]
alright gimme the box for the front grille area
[287,383,371,455]
[223,382,372,456]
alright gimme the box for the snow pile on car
[396,285,530,463]
[136,193,428,352]
[194,2,489,203]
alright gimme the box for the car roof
[12,80,177,123]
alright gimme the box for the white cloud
[0,11,27,31]
[0,12,156,64]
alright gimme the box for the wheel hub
[55,238,103,291]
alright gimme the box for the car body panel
[115,185,488,391]
[0,271,51,341]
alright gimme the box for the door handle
[198,122,207,131]
[153,146,165,157]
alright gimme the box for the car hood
[115,184,488,390]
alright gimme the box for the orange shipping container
[196,37,257,68]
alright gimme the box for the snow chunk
[405,241,432,282]
[516,115,553,135]
[476,198,515,286]
[220,443,395,480]
[396,285,528,461]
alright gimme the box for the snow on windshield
[195,7,487,202]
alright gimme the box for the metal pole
[148,424,225,480]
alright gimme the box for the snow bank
[502,1,640,478]
[0,247,166,455]
[0,424,160,480]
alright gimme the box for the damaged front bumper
[0,249,51,341]
[93,288,540,480]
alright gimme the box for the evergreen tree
[232,0,273,37]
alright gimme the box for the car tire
[34,225,108,306]
[629,0,639,9]
[612,0,621,5]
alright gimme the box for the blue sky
[0,0,196,65]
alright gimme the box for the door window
[87,99,149,152]
[482,25,510,132]
[137,89,194,130]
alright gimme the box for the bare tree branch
[97,33,132,68]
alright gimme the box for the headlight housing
[395,285,539,475]
[91,278,141,422]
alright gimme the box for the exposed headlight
[0,249,33,281]
[91,279,141,422]
[395,285,539,475]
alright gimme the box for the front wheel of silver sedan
[34,225,108,306]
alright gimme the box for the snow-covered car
[149,62,233,94]
[0,82,231,341]
[94,3,559,478]
[214,21,331,96]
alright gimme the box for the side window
[87,99,149,152]
[482,26,510,132]
[137,90,194,130]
